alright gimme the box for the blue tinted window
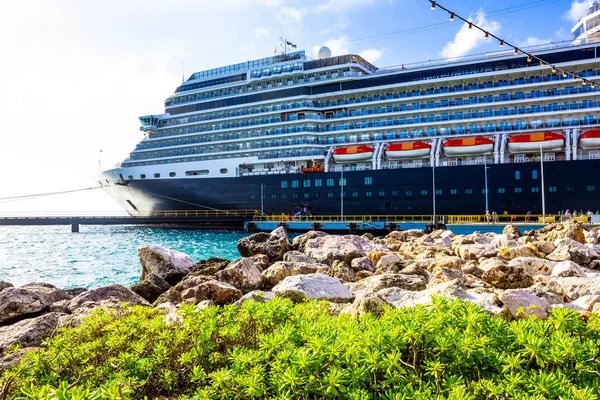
[366,192,372,197]
[292,180,299,188]
[281,181,288,188]
[328,193,334,198]
[365,177,373,185]
[327,179,334,187]
[303,180,310,188]
[515,171,520,180]
[315,179,322,187]
[532,170,538,179]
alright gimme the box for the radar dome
[318,46,332,59]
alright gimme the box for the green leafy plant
[1,298,599,399]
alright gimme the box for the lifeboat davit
[385,141,431,160]
[508,132,564,153]
[443,136,494,156]
[580,130,600,149]
[332,145,374,163]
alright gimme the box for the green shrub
[2,297,600,399]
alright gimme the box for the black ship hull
[103,159,600,216]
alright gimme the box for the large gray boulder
[502,224,522,239]
[292,230,328,252]
[154,274,242,306]
[327,260,356,282]
[351,257,375,272]
[378,281,504,315]
[0,281,13,292]
[68,284,149,314]
[130,274,171,303]
[0,312,66,353]
[535,220,586,244]
[304,235,388,265]
[551,261,586,277]
[262,261,328,286]
[138,245,195,285]
[215,257,265,293]
[481,265,534,289]
[501,290,549,319]
[546,239,600,266]
[272,273,354,303]
[456,244,496,261]
[234,290,275,307]
[283,251,317,263]
[0,283,69,325]
[237,231,290,262]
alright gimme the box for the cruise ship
[101,11,600,216]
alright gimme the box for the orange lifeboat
[332,145,374,163]
[385,141,431,160]
[580,130,600,149]
[508,132,563,153]
[443,136,494,156]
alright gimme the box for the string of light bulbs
[429,0,597,88]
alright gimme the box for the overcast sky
[0,0,589,213]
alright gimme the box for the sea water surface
[0,226,245,289]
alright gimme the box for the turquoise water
[0,226,245,289]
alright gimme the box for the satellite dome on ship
[317,46,332,59]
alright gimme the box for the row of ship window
[142,98,598,150]
[129,116,598,162]
[167,67,348,106]
[132,169,228,179]
[164,57,600,116]
[157,72,600,133]
[151,90,598,145]
[249,186,596,200]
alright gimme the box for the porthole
[140,174,146,179]
[127,175,133,180]
[154,173,160,178]
[220,168,228,174]
[169,172,176,177]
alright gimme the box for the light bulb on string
[527,55,532,62]
[449,13,454,21]
[468,22,473,30]
[430,1,436,10]
[551,66,556,73]
[484,32,489,40]
[499,40,504,47]
[514,48,519,55]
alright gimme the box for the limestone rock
[138,245,195,285]
[216,257,264,293]
[551,260,586,277]
[428,267,466,288]
[0,281,13,292]
[0,347,38,373]
[283,251,316,263]
[48,299,70,314]
[498,243,544,260]
[536,220,586,244]
[479,257,508,272]
[508,257,556,276]
[376,253,402,271]
[526,276,565,305]
[304,235,388,265]
[456,244,496,261]
[193,257,231,276]
[155,274,241,306]
[489,235,520,250]
[0,312,66,353]
[68,284,149,314]
[482,265,534,289]
[262,261,327,286]
[327,260,356,282]
[270,226,288,240]
[532,241,556,255]
[272,273,354,303]
[563,295,600,312]
[355,270,374,280]
[21,283,70,305]
[585,229,599,245]
[501,290,549,319]
[66,287,87,297]
[502,224,522,238]
[398,264,432,281]
[549,276,600,301]
[428,256,465,271]
[233,290,274,306]
[367,251,389,265]
[237,231,290,263]
[385,230,426,250]
[462,264,484,278]
[0,288,49,325]
[349,293,391,317]
[130,273,171,303]
[291,230,327,252]
[351,256,375,272]
[379,281,504,315]
[181,280,242,305]
[547,239,600,265]
[363,273,427,294]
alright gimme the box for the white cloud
[555,28,571,41]
[255,27,269,38]
[275,6,307,25]
[360,48,383,63]
[440,11,501,59]
[517,37,553,48]
[256,0,285,6]
[565,0,588,24]
[312,36,350,58]
[315,0,377,13]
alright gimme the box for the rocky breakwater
[3,221,600,372]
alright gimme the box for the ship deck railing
[253,214,597,224]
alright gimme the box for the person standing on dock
[492,211,498,224]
